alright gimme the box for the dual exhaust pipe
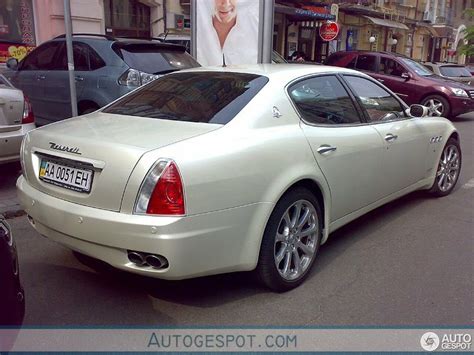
[127,251,168,269]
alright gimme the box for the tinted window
[113,43,199,74]
[289,75,361,125]
[355,55,377,72]
[55,42,105,71]
[89,47,106,70]
[104,72,268,124]
[345,76,406,122]
[439,66,472,77]
[379,58,406,77]
[21,42,61,70]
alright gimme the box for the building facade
[0,0,472,65]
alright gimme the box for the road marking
[462,178,474,189]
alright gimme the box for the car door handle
[36,75,45,81]
[75,76,84,82]
[317,145,337,154]
[377,78,384,83]
[384,133,398,142]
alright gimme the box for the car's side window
[379,58,407,77]
[54,42,105,71]
[21,42,61,70]
[288,75,362,125]
[355,54,377,72]
[344,75,407,122]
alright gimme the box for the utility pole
[64,0,78,117]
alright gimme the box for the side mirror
[408,104,428,118]
[6,58,18,71]
[401,72,410,81]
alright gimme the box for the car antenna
[222,54,226,67]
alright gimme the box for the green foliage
[460,9,474,57]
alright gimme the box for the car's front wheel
[422,95,451,118]
[256,187,322,292]
[428,137,462,197]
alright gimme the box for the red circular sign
[319,22,340,41]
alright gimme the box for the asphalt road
[2,114,473,326]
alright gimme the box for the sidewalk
[0,163,23,217]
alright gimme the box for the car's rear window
[439,66,472,77]
[113,43,199,74]
[103,72,269,125]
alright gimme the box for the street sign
[319,21,340,41]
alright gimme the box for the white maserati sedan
[17,65,461,292]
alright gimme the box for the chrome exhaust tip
[127,251,146,266]
[145,254,167,269]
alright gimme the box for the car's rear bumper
[450,96,474,117]
[0,123,35,164]
[17,176,273,280]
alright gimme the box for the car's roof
[428,62,465,67]
[182,64,363,81]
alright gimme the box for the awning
[431,25,454,37]
[364,16,409,30]
[275,4,336,22]
[415,22,438,36]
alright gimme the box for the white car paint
[17,64,458,284]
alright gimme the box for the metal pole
[64,0,78,117]
[261,0,274,63]
[190,0,197,59]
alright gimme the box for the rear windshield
[439,66,472,77]
[114,43,199,74]
[103,72,269,125]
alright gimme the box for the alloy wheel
[436,144,461,192]
[424,99,444,116]
[274,200,318,281]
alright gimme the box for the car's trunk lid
[0,87,23,132]
[22,112,221,211]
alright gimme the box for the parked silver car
[422,62,473,86]
[0,74,35,164]
[4,34,200,126]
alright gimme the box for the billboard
[0,0,36,64]
[194,0,261,66]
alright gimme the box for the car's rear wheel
[422,95,450,118]
[428,137,461,197]
[256,187,322,292]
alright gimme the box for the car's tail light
[118,68,159,87]
[134,160,185,215]
[22,96,34,124]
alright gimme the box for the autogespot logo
[421,332,440,352]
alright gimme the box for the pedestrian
[290,50,306,63]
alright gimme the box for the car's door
[288,74,386,222]
[343,75,430,195]
[8,42,61,124]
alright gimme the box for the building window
[104,0,151,38]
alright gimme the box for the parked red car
[326,51,474,118]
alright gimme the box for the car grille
[468,90,474,99]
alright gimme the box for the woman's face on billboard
[214,0,237,23]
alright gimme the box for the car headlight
[450,88,469,97]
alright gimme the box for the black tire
[428,137,462,197]
[256,187,322,292]
[79,105,99,116]
[421,95,451,118]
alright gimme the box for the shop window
[104,0,151,38]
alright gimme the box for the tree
[459,9,474,57]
